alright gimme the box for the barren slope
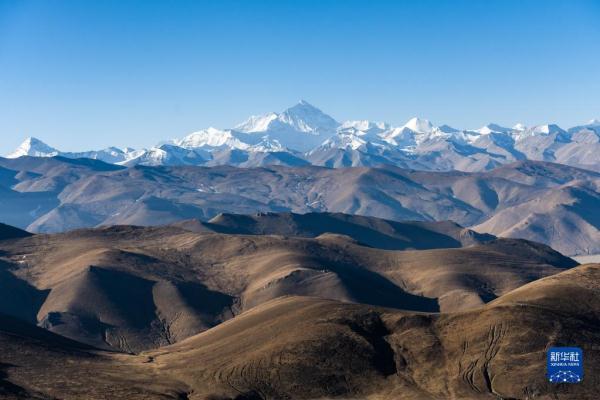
[145,264,600,399]
[0,223,574,352]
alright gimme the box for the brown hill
[1,264,597,399]
[0,223,574,352]
[147,264,600,399]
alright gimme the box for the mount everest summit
[7,101,600,172]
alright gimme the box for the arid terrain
[0,214,598,399]
[0,156,599,257]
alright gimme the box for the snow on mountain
[234,112,279,133]
[381,118,464,149]
[403,117,433,134]
[5,105,600,172]
[339,120,389,131]
[248,138,286,152]
[7,137,143,164]
[231,100,340,152]
[71,147,140,164]
[308,119,391,156]
[476,123,511,135]
[531,124,565,135]
[6,137,139,164]
[235,100,339,135]
[380,126,418,149]
[272,100,339,134]
[175,127,253,150]
[381,117,428,147]
[513,124,566,141]
[586,119,600,127]
[316,131,367,151]
[7,137,60,158]
[119,144,210,166]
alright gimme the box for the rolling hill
[0,220,575,352]
[0,157,598,255]
[0,263,597,399]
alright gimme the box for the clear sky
[1,0,599,154]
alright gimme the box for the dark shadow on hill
[0,363,31,399]
[326,258,439,312]
[0,261,49,324]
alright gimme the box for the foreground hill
[0,222,575,352]
[0,313,187,399]
[152,264,600,399]
[1,264,598,399]
[0,157,598,255]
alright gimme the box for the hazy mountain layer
[0,156,598,255]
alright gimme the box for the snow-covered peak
[277,100,339,134]
[235,100,339,136]
[380,126,418,148]
[476,123,511,135]
[512,123,527,131]
[7,137,60,158]
[283,100,325,116]
[402,117,433,133]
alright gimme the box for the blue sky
[1,0,599,153]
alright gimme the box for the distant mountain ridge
[8,101,600,172]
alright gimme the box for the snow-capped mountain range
[7,101,600,172]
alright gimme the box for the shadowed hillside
[0,264,598,399]
[0,221,575,352]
